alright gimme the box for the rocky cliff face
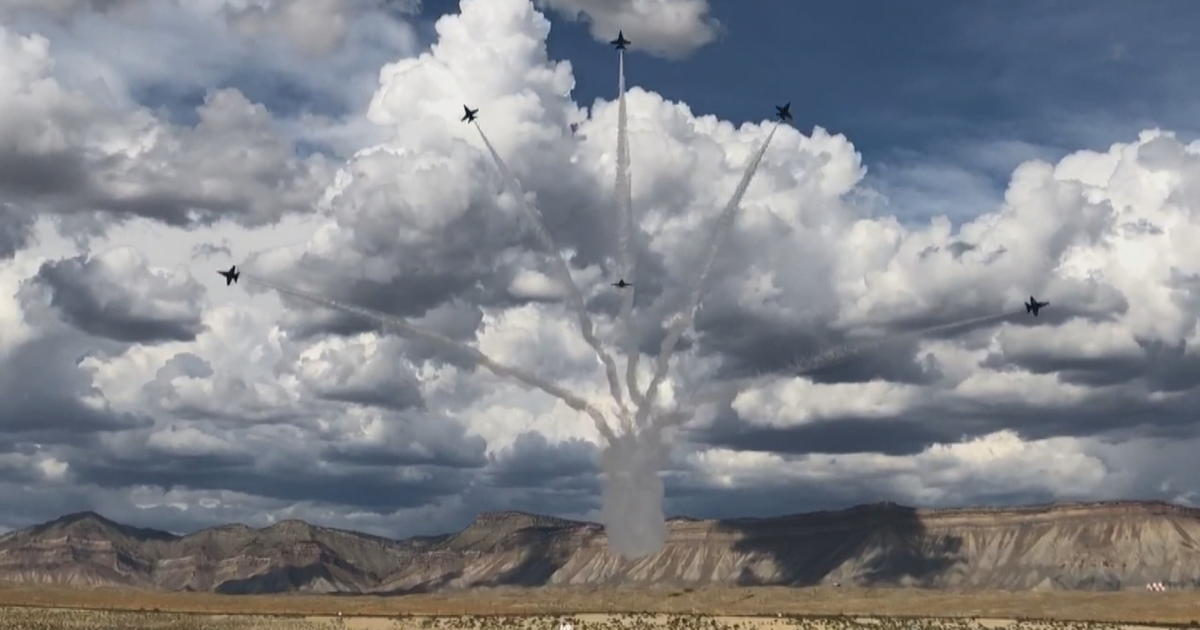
[0,501,1197,593]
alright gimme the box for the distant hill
[0,501,1197,593]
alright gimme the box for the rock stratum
[1,501,1198,593]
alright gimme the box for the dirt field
[0,584,1196,628]
[0,608,1181,630]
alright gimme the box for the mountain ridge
[1,500,1197,593]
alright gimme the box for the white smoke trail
[243,272,617,444]
[784,310,1017,374]
[473,123,632,427]
[634,123,780,428]
[615,48,641,419]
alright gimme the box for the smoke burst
[244,49,783,561]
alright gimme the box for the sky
[2,0,1200,540]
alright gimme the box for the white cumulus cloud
[537,0,720,59]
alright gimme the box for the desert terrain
[0,608,1177,630]
[3,503,1199,628]
[0,584,1195,629]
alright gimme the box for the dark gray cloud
[699,374,1200,463]
[0,21,333,233]
[320,411,489,469]
[0,151,90,200]
[0,483,105,534]
[0,0,142,17]
[0,334,149,437]
[76,441,473,511]
[34,252,205,343]
[982,338,1199,391]
[0,204,34,259]
[296,337,428,411]
[487,431,599,489]
[694,407,945,457]
[318,381,424,411]
[942,387,1197,443]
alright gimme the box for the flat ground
[0,608,1180,630]
[0,585,1196,629]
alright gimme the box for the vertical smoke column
[597,43,669,559]
[615,46,641,417]
[635,123,780,428]
[242,273,617,444]
[474,123,632,425]
[600,423,667,557]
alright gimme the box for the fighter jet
[218,265,240,286]
[611,278,632,289]
[775,102,793,122]
[461,105,478,123]
[610,31,631,50]
[1025,296,1049,317]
